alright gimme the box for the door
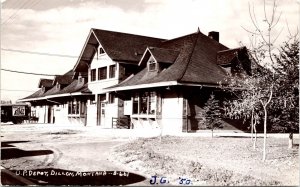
[100,102,106,126]
[48,105,53,123]
[97,94,106,126]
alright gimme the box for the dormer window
[99,47,105,54]
[56,84,60,89]
[148,56,157,71]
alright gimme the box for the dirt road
[1,124,148,185]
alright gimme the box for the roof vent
[208,31,219,42]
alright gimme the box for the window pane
[99,94,106,102]
[133,94,139,114]
[140,93,148,114]
[149,62,156,71]
[99,47,105,54]
[109,93,115,103]
[98,67,107,80]
[109,65,116,78]
[76,101,79,114]
[81,101,86,115]
[68,102,72,114]
[91,69,96,81]
[149,92,156,115]
[72,101,76,114]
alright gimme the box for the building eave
[105,81,179,92]
[18,92,93,102]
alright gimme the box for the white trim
[104,81,242,92]
[73,29,94,71]
[137,48,150,66]
[18,92,93,102]
[105,81,178,92]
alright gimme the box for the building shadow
[1,141,31,148]
[2,168,146,186]
[1,148,54,160]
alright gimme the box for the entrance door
[48,105,53,123]
[100,102,106,126]
[97,94,106,126]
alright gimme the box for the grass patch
[111,136,298,186]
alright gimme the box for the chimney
[208,31,219,42]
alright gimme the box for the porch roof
[18,80,92,102]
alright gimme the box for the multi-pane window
[109,65,116,78]
[132,92,156,115]
[68,100,85,115]
[91,69,96,81]
[98,67,107,80]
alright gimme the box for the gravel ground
[110,136,299,186]
[0,124,147,185]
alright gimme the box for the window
[132,92,156,115]
[98,67,107,80]
[149,92,156,114]
[81,101,86,115]
[140,93,148,114]
[109,65,116,78]
[99,47,105,54]
[68,100,81,115]
[109,93,115,104]
[68,101,72,114]
[91,69,96,81]
[133,94,139,114]
[148,57,157,71]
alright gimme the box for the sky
[1,0,299,103]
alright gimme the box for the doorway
[97,94,106,126]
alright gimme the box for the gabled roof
[139,47,179,66]
[73,28,166,72]
[19,70,91,102]
[217,47,246,65]
[38,79,53,88]
[20,88,45,100]
[56,79,91,95]
[53,70,74,85]
[107,30,233,91]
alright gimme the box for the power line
[2,0,40,25]
[1,68,57,76]
[2,0,33,24]
[1,48,79,58]
[1,89,36,92]
[1,68,89,77]
[1,48,92,61]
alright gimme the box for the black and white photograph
[1,0,299,186]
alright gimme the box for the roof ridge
[177,32,200,81]
[92,28,166,40]
[162,31,199,43]
[218,46,246,53]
